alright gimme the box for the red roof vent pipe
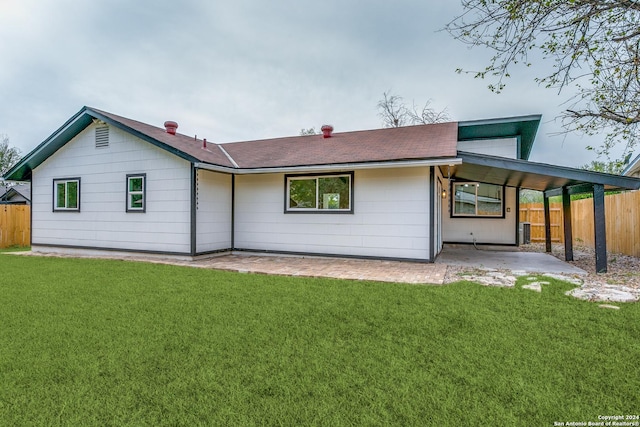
[321,125,334,138]
[164,121,178,135]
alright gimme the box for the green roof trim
[458,114,541,160]
[2,106,202,182]
[3,107,93,181]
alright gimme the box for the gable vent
[95,126,109,148]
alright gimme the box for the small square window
[126,174,146,212]
[53,178,80,211]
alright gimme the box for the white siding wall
[457,138,517,158]
[234,168,431,260]
[441,184,517,244]
[196,170,232,253]
[31,124,192,253]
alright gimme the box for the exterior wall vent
[95,126,109,148]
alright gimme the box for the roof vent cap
[321,125,334,138]
[164,121,178,135]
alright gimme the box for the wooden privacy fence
[520,190,640,257]
[520,202,563,243]
[0,205,30,248]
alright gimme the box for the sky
[0,0,615,168]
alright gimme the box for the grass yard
[0,245,30,253]
[0,255,638,426]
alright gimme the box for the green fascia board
[3,107,199,182]
[458,114,541,160]
[3,107,93,181]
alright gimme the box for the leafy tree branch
[446,0,640,160]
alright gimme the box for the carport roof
[451,151,640,193]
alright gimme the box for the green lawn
[0,245,30,253]
[1,255,638,426]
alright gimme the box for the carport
[446,151,640,273]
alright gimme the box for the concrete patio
[435,244,587,275]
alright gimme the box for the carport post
[593,184,607,273]
[543,195,552,253]
[562,187,574,261]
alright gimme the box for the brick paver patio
[192,254,448,285]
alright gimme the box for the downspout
[428,166,435,262]
[231,174,235,251]
[190,164,197,256]
[29,179,33,247]
[515,187,521,246]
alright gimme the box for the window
[53,178,80,211]
[453,182,503,217]
[286,173,353,213]
[126,174,146,212]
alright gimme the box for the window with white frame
[53,178,80,211]
[126,174,146,212]
[453,182,503,217]
[286,173,353,212]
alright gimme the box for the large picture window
[453,182,503,217]
[286,173,353,213]
[53,178,80,211]
[126,174,146,212]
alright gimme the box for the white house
[623,153,640,178]
[5,107,640,264]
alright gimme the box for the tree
[581,160,624,175]
[299,127,318,136]
[377,91,450,128]
[0,134,21,176]
[446,0,640,160]
[581,152,633,175]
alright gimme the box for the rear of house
[4,106,564,262]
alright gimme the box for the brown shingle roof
[92,107,458,169]
[90,108,236,168]
[222,122,459,169]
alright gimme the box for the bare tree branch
[377,92,450,127]
[377,91,409,128]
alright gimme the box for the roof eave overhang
[3,107,92,181]
[458,114,541,160]
[3,107,212,182]
[455,151,640,193]
[195,157,462,175]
